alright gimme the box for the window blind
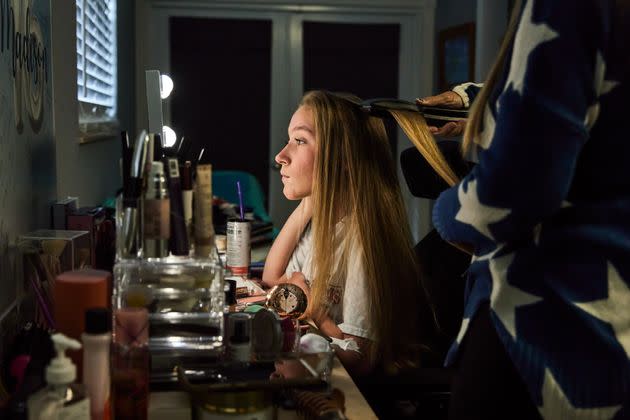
[76,0,117,113]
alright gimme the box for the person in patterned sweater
[419,0,629,418]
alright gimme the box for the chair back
[400,141,473,361]
[212,170,271,222]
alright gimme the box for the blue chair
[212,170,271,223]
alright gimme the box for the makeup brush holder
[113,257,224,383]
[19,230,92,273]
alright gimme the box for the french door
[142,0,435,240]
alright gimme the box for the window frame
[76,0,119,143]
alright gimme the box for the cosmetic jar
[249,308,283,360]
[194,390,273,420]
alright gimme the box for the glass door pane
[302,21,400,156]
[170,17,272,202]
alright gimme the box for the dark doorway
[303,21,400,156]
[170,17,272,201]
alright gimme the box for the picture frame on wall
[437,22,476,92]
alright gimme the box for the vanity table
[148,356,377,419]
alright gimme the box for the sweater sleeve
[433,0,605,247]
[452,82,484,108]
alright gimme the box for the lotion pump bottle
[27,333,90,420]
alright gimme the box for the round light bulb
[162,125,177,148]
[160,74,174,99]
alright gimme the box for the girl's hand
[286,271,310,300]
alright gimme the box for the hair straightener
[359,98,468,127]
[329,92,467,127]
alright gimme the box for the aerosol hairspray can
[226,218,250,276]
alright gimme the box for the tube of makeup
[194,164,214,258]
[181,161,193,251]
[164,158,189,255]
[143,161,170,258]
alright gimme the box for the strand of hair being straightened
[389,110,460,187]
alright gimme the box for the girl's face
[275,105,317,200]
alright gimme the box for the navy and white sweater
[433,0,630,418]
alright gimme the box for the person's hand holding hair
[416,91,467,137]
[416,90,464,108]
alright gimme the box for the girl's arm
[284,273,372,375]
[262,197,312,288]
[316,316,373,376]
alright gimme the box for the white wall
[435,0,477,33]
[0,0,135,320]
[475,0,508,81]
[434,0,477,90]
[434,0,509,84]
[0,0,56,318]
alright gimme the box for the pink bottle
[111,307,150,420]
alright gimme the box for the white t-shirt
[285,223,372,339]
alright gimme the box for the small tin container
[226,219,250,276]
[195,390,273,420]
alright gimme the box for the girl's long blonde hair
[390,110,460,186]
[301,90,429,369]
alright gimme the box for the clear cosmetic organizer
[113,256,224,382]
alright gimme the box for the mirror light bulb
[162,125,177,148]
[160,74,174,99]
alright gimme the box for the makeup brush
[176,136,185,157]
[41,239,68,276]
[121,131,131,199]
[123,130,149,256]
[23,252,56,329]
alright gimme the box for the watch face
[266,283,308,318]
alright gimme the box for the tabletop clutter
[10,131,345,420]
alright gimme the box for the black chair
[402,141,474,356]
[357,141,473,419]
